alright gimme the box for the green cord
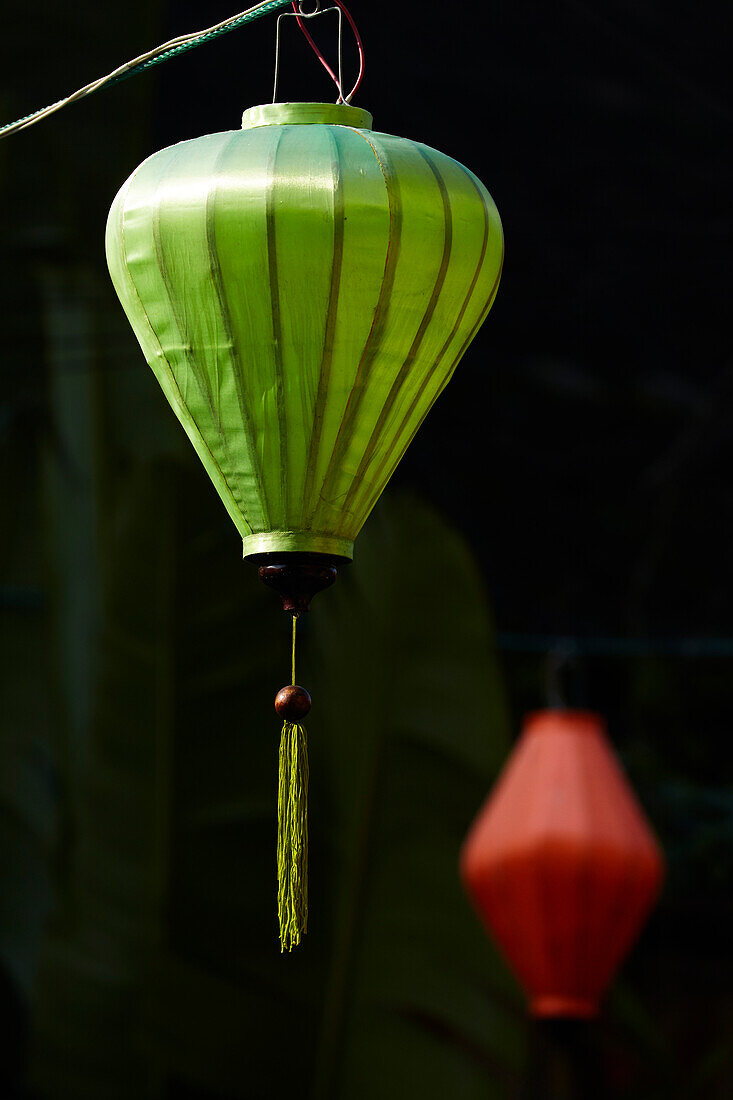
[109,0,293,86]
[0,0,293,137]
[291,612,298,685]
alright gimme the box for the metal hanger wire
[273,2,345,104]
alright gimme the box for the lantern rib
[573,732,595,1005]
[264,130,290,528]
[206,133,271,530]
[300,125,346,530]
[312,128,403,531]
[590,778,652,990]
[340,144,454,518]
[357,162,492,522]
[151,153,229,433]
[359,246,504,526]
[115,169,251,536]
[358,163,490,514]
[149,146,256,533]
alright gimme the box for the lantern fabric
[105,101,503,560]
[460,709,664,1018]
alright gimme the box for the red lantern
[460,709,664,1018]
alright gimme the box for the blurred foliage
[29,458,523,1098]
[0,247,524,1094]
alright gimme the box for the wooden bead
[275,684,311,722]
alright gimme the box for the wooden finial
[257,553,340,613]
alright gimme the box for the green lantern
[106,100,503,949]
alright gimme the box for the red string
[291,1,364,103]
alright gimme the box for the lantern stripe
[149,145,257,532]
[340,145,454,516]
[591,788,650,990]
[571,737,593,1003]
[206,132,270,529]
[301,125,346,529]
[351,156,492,523]
[153,156,227,454]
[152,149,224,435]
[114,153,252,537]
[207,126,285,534]
[362,256,503,526]
[265,128,289,527]
[113,169,250,536]
[357,194,502,525]
[579,750,607,994]
[312,128,403,530]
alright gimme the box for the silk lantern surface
[105,102,503,559]
[460,709,665,1018]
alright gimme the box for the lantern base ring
[242,530,353,561]
[530,995,598,1019]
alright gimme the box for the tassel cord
[292,610,297,684]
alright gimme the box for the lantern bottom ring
[530,995,598,1019]
[242,531,354,561]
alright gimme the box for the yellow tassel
[276,613,309,951]
[277,719,309,951]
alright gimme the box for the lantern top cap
[523,709,606,736]
[242,101,373,130]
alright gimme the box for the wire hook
[545,643,578,710]
[273,4,344,103]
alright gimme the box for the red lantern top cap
[523,708,606,736]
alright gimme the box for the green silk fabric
[106,103,503,560]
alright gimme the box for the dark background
[1,1,731,1097]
